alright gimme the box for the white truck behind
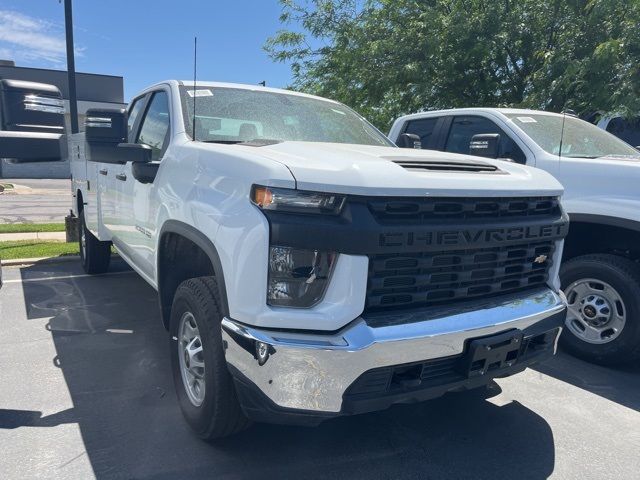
[1,80,568,439]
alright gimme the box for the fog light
[255,341,270,365]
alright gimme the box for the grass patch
[0,223,66,233]
[0,241,79,260]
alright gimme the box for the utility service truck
[1,79,568,439]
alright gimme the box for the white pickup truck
[390,108,640,365]
[1,80,568,439]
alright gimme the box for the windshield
[506,113,640,159]
[180,86,393,147]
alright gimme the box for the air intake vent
[368,196,561,223]
[386,157,500,173]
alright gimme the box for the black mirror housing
[397,133,422,149]
[0,79,65,162]
[469,133,500,159]
[85,108,129,164]
[132,160,159,184]
[117,143,153,164]
[123,143,157,183]
[85,108,127,144]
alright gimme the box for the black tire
[79,210,111,274]
[169,276,250,440]
[560,254,640,365]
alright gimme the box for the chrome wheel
[178,312,206,407]
[565,278,626,344]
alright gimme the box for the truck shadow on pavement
[532,350,640,414]
[10,259,558,479]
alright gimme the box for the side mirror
[0,79,65,162]
[122,144,157,184]
[469,133,500,159]
[397,133,422,149]
[86,108,127,144]
[85,108,128,164]
[117,143,152,164]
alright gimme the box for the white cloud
[0,10,83,67]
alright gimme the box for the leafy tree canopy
[266,0,640,130]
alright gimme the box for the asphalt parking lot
[1,259,639,480]
[0,179,71,224]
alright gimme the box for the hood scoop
[384,156,501,173]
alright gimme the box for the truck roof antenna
[192,36,198,142]
[558,110,566,160]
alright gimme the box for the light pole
[63,0,79,134]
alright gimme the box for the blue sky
[0,0,296,101]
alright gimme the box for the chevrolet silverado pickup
[390,109,640,365]
[0,80,568,439]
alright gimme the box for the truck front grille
[368,196,560,224]
[366,241,555,312]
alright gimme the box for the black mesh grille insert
[368,196,560,223]
[366,241,555,312]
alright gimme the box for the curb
[0,231,67,241]
[1,255,80,267]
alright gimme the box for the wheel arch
[564,214,640,261]
[157,220,229,329]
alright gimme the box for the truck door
[114,89,171,278]
[101,95,147,244]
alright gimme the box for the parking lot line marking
[1,270,136,285]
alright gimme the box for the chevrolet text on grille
[379,224,567,247]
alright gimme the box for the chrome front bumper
[221,288,566,415]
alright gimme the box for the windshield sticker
[187,89,213,97]
[517,116,537,123]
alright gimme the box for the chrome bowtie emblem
[534,254,548,264]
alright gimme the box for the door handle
[115,173,127,181]
[99,169,108,176]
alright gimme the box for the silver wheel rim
[178,312,206,407]
[565,278,626,344]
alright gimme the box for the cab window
[137,91,171,161]
[445,115,526,164]
[127,97,146,142]
[403,118,439,148]
[606,117,640,148]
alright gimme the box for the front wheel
[170,276,250,440]
[560,254,640,365]
[78,211,111,274]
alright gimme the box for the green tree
[266,0,640,130]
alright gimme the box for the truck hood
[243,142,564,197]
[558,155,640,221]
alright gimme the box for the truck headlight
[251,185,345,215]
[267,246,337,307]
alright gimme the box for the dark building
[0,61,124,178]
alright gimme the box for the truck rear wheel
[79,211,111,274]
[169,276,250,440]
[560,254,640,365]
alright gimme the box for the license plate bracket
[457,330,524,378]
